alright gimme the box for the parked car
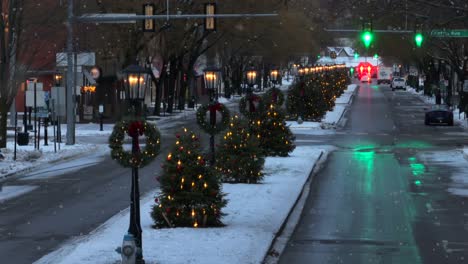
[360,74,370,83]
[424,105,454,126]
[391,78,406,91]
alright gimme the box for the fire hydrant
[116,233,136,264]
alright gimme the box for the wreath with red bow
[196,102,230,135]
[239,94,265,119]
[109,120,161,168]
[263,87,285,107]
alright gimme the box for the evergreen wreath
[109,120,161,168]
[263,87,285,106]
[196,102,230,135]
[239,94,264,119]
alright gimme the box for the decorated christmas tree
[258,104,296,156]
[286,69,349,121]
[151,128,227,228]
[216,115,265,183]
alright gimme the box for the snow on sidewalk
[35,146,326,264]
[287,84,357,131]
[0,142,108,179]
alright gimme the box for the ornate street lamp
[204,67,220,102]
[122,64,151,104]
[204,68,221,165]
[270,68,280,87]
[246,67,257,93]
[121,63,152,263]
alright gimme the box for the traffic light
[361,22,374,49]
[415,33,423,47]
[361,31,374,48]
[354,53,359,59]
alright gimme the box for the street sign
[51,87,66,117]
[27,82,43,91]
[26,91,46,107]
[430,30,468,38]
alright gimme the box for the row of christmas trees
[151,91,296,228]
[286,68,350,121]
[151,68,349,228]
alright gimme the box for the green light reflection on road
[353,144,376,195]
[408,156,426,176]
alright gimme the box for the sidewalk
[35,147,326,264]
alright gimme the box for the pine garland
[109,120,161,168]
[196,102,230,135]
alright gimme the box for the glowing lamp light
[122,64,151,100]
[246,68,257,87]
[270,69,279,83]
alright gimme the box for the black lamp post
[270,68,279,88]
[122,63,151,264]
[204,68,220,165]
[246,67,257,94]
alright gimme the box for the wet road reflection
[279,83,468,263]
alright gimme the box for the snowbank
[421,150,468,198]
[34,147,325,264]
[0,142,108,179]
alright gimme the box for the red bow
[128,121,145,153]
[272,90,278,103]
[208,103,222,112]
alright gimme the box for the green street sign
[430,29,468,38]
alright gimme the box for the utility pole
[66,0,75,145]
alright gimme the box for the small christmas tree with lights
[258,104,296,156]
[216,115,265,183]
[151,128,227,228]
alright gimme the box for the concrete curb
[262,150,328,264]
[335,85,359,129]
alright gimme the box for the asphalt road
[280,82,468,264]
[0,100,241,264]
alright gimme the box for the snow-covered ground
[0,185,38,202]
[35,146,326,264]
[420,150,468,198]
[0,141,108,179]
[287,84,357,132]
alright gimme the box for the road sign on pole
[430,30,468,38]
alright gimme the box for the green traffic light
[354,53,359,59]
[361,31,373,48]
[350,68,354,73]
[373,54,378,59]
[415,33,423,47]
